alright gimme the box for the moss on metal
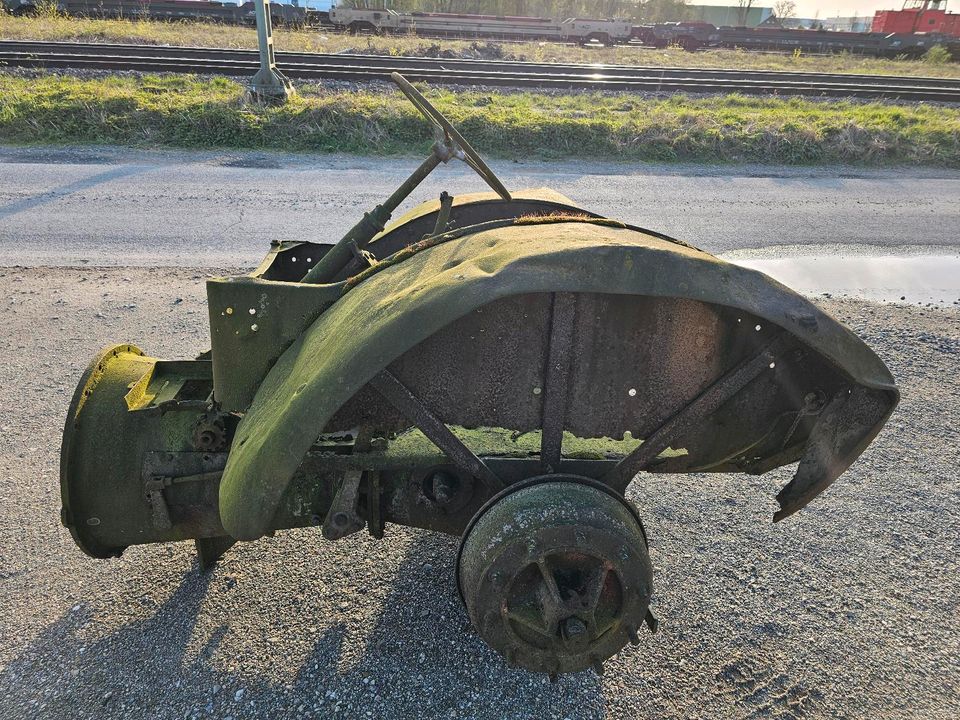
[379,426,671,461]
[218,219,897,541]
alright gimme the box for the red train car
[872,4,960,38]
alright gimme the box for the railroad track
[2,40,959,101]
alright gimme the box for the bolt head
[561,616,588,645]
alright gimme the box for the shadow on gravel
[290,534,606,718]
[0,565,216,717]
[1,536,604,719]
[0,165,146,221]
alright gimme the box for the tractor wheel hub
[457,476,652,676]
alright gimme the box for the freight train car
[630,21,713,51]
[322,7,633,44]
[713,24,956,57]
[633,20,960,57]
[872,2,960,38]
[5,0,957,59]
[2,0,314,25]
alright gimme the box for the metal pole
[248,0,294,103]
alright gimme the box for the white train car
[327,7,632,44]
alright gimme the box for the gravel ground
[0,266,957,719]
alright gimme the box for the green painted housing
[211,191,896,540]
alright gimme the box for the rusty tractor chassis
[60,74,898,677]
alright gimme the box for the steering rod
[301,140,455,285]
[301,73,512,286]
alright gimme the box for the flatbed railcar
[632,20,960,58]
[327,7,632,44]
[2,0,315,25]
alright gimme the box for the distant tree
[636,0,690,23]
[773,0,796,19]
[737,0,753,26]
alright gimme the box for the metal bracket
[348,240,379,269]
[540,292,577,474]
[322,470,366,541]
[143,469,223,531]
[605,333,792,493]
[781,389,827,450]
[367,471,384,539]
[195,536,237,570]
[429,191,454,237]
[370,369,504,492]
[144,478,173,531]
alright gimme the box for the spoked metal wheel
[457,476,654,676]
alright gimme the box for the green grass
[2,13,959,79]
[1,72,959,166]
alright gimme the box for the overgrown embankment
[1,73,958,166]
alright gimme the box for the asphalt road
[1,146,959,267]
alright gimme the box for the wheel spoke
[504,609,551,637]
[584,562,616,635]
[585,562,612,610]
[536,558,565,615]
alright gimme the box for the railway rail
[2,40,959,101]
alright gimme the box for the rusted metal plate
[327,292,552,433]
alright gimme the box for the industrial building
[687,4,773,27]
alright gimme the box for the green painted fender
[219,219,897,540]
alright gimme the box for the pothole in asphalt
[218,156,283,169]
[726,252,960,305]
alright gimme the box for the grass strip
[1,73,958,166]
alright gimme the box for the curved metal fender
[219,222,897,540]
